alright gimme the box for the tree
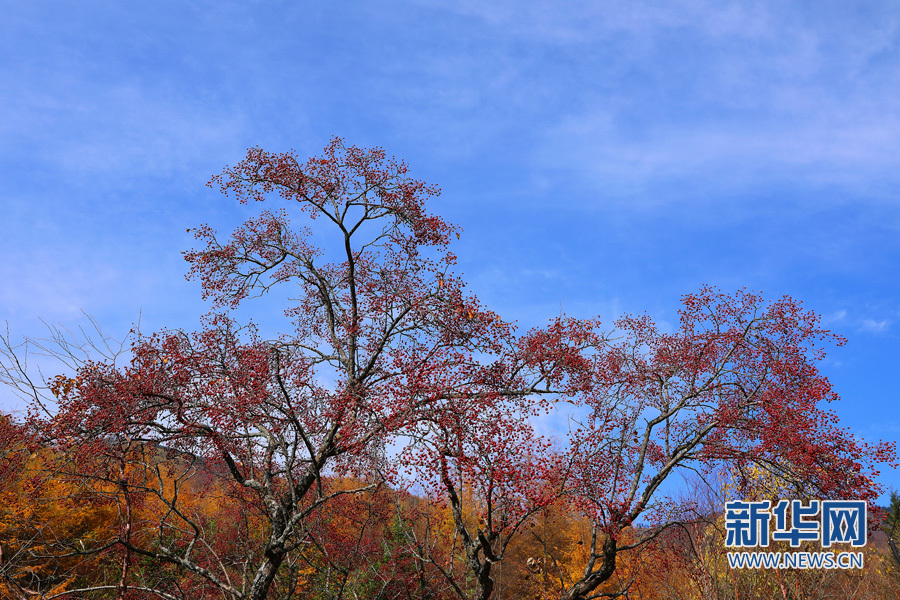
[2,138,525,600]
[0,416,120,600]
[886,490,900,574]
[405,405,555,600]
[394,309,612,600]
[556,287,896,600]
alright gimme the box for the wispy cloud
[410,0,900,202]
[0,81,246,182]
[823,309,848,324]
[860,318,890,334]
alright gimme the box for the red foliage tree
[397,314,607,599]
[556,287,896,600]
[5,139,524,599]
[404,404,556,600]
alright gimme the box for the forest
[1,139,897,600]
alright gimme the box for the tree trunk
[559,534,617,600]
[475,560,494,600]
[248,549,285,600]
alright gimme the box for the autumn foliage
[0,138,896,600]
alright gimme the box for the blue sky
[2,1,899,498]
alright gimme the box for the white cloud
[860,318,890,333]
[823,309,848,324]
